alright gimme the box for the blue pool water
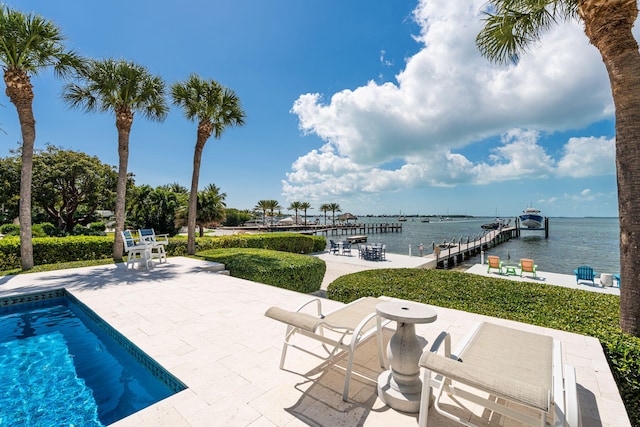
[0,292,185,426]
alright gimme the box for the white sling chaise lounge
[418,322,580,427]
[265,296,389,401]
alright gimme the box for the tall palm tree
[64,58,168,260]
[255,200,271,225]
[288,201,303,224]
[476,0,640,337]
[320,203,331,225]
[300,202,312,225]
[0,6,85,270]
[328,203,342,225]
[171,74,245,255]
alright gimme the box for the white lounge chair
[418,322,580,427]
[138,228,168,263]
[265,296,390,401]
[121,230,152,269]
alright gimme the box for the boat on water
[519,207,544,228]
[481,218,510,230]
[398,216,407,221]
[420,217,430,223]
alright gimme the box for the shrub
[0,233,325,271]
[0,223,20,236]
[163,233,325,256]
[70,224,106,236]
[327,268,640,426]
[34,222,64,237]
[0,236,113,270]
[89,222,106,232]
[197,248,325,294]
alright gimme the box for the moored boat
[519,207,544,228]
[481,218,510,230]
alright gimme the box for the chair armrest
[265,307,325,332]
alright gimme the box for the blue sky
[0,0,623,217]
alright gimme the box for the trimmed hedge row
[327,268,640,426]
[197,248,325,294]
[0,233,327,271]
[0,236,113,270]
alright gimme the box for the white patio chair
[265,296,391,401]
[121,230,152,269]
[138,228,168,263]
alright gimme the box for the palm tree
[64,58,168,260]
[0,6,85,270]
[264,200,281,225]
[196,184,226,237]
[476,0,640,337]
[320,203,331,225]
[300,202,312,225]
[288,201,303,224]
[328,203,342,225]
[255,200,271,225]
[171,74,245,255]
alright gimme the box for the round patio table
[376,300,437,413]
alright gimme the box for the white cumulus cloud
[285,0,616,205]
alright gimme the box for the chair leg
[418,369,432,427]
[279,325,296,369]
[342,349,356,401]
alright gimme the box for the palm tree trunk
[4,70,35,270]
[113,109,133,260]
[17,106,35,270]
[188,139,206,254]
[580,0,640,336]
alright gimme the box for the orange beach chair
[487,255,503,274]
[519,258,537,278]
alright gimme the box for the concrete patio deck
[0,257,630,426]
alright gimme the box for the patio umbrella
[337,213,358,223]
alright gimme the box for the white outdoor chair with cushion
[138,228,168,263]
[265,296,390,401]
[121,230,152,269]
[418,322,580,427]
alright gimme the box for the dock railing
[430,227,516,269]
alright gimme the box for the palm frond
[62,58,167,121]
[476,0,578,65]
[0,6,85,76]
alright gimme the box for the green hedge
[0,233,327,270]
[197,248,325,294]
[327,268,640,426]
[0,236,113,270]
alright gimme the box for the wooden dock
[423,227,518,269]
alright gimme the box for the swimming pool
[0,289,186,426]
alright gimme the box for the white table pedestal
[376,300,437,413]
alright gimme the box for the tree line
[253,200,343,225]
[0,146,245,236]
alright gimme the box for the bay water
[324,217,620,276]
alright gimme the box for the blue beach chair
[574,266,597,285]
